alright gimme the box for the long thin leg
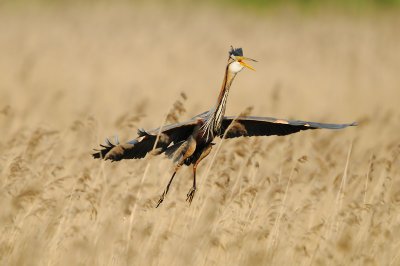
[156,165,181,208]
[186,166,197,204]
[186,143,213,205]
[156,134,198,207]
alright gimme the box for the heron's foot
[186,186,196,205]
[156,190,167,208]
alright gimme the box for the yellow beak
[240,60,256,71]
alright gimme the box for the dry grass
[1,2,400,265]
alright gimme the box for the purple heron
[93,47,356,207]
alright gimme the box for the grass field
[1,2,400,265]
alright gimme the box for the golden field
[0,2,399,265]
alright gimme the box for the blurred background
[1,1,399,265]
[1,0,399,132]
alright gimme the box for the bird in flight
[93,46,356,207]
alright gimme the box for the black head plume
[229,46,243,57]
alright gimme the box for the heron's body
[93,47,356,207]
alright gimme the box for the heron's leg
[186,143,213,204]
[186,165,197,204]
[156,135,198,207]
[156,164,182,208]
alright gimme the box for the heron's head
[228,46,257,74]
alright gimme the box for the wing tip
[92,137,117,160]
[92,151,113,161]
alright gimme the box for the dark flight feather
[92,119,198,161]
[220,116,357,138]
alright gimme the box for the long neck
[212,67,237,128]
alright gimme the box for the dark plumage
[229,47,243,57]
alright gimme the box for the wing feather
[220,116,357,138]
[92,119,199,161]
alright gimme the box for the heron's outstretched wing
[220,116,357,138]
[92,119,199,161]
